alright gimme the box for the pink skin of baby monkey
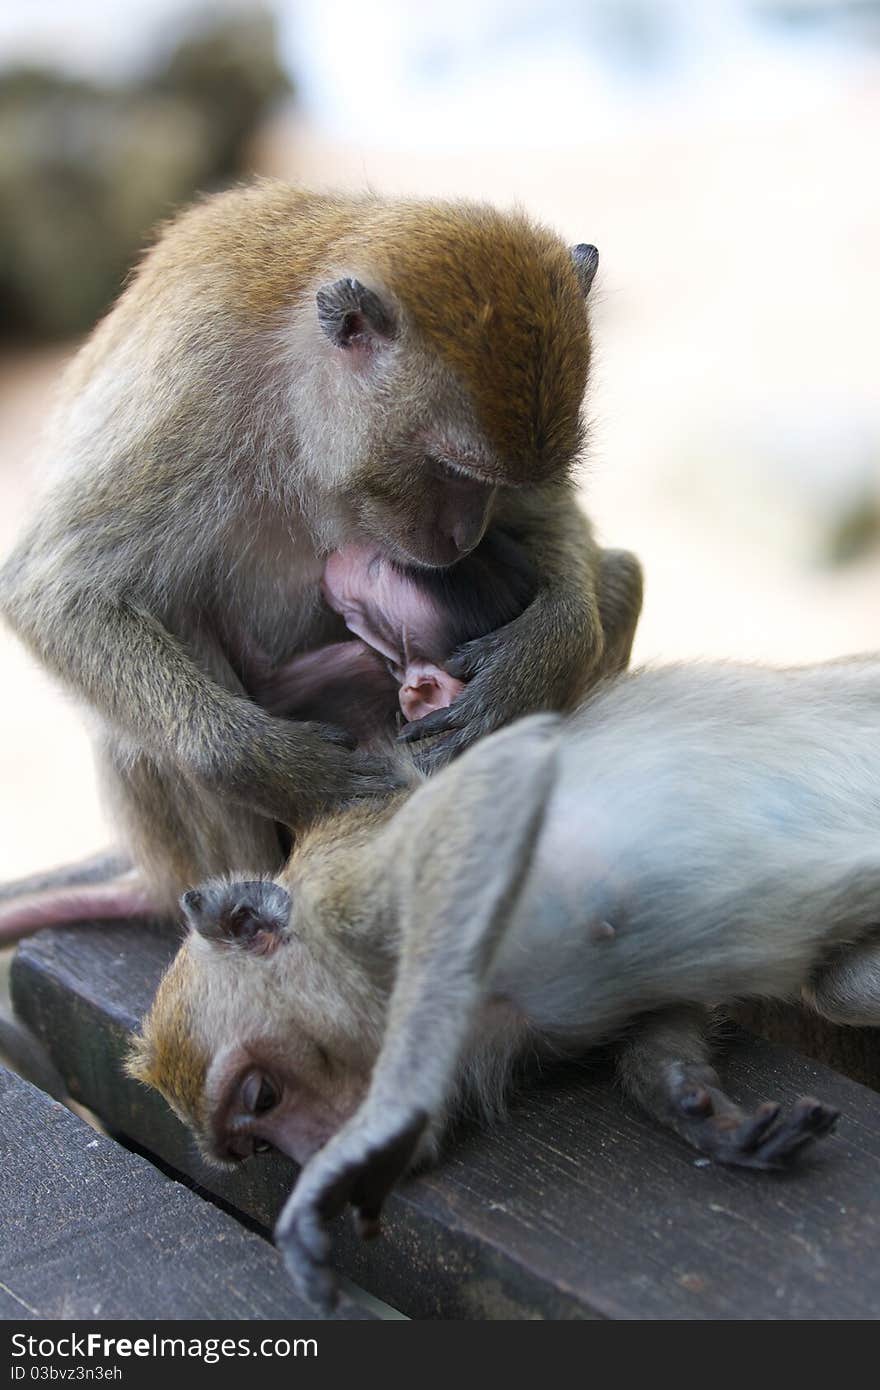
[0,537,532,937]
[246,548,467,738]
[322,547,465,722]
[251,531,536,740]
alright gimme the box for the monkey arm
[0,551,397,827]
[275,715,561,1309]
[400,488,639,763]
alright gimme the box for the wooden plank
[12,921,880,1320]
[0,1064,373,1321]
[732,1000,880,1092]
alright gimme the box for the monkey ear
[571,244,599,297]
[315,277,397,349]
[180,881,291,956]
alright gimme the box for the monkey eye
[240,1070,279,1116]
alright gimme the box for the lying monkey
[129,651,880,1307]
[0,535,641,940]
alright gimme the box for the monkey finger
[397,706,463,744]
[690,1096,840,1171]
[281,1236,339,1313]
[746,1098,839,1169]
[444,643,491,682]
[276,1191,343,1310]
[349,754,411,798]
[276,1193,332,1264]
[733,1101,782,1152]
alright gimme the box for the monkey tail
[0,865,157,943]
[0,849,130,903]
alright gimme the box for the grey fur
[275,656,880,1304]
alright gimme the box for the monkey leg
[804,936,880,1027]
[617,1005,838,1170]
[596,548,644,675]
[99,740,286,917]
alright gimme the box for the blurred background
[1,0,879,880]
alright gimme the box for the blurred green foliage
[0,9,291,340]
[824,487,880,567]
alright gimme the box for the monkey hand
[275,1102,428,1312]
[233,717,407,826]
[398,601,598,767]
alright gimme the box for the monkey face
[312,219,598,564]
[204,1032,365,1169]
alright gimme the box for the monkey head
[127,856,390,1170]
[307,205,598,568]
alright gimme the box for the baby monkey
[131,654,880,1308]
[245,528,540,737]
[0,535,640,940]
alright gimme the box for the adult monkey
[0,183,618,915]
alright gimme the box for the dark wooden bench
[0,1065,372,1320]
[9,920,880,1320]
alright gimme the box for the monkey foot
[673,1086,839,1171]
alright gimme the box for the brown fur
[127,949,211,1130]
[0,180,621,913]
[363,203,591,480]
